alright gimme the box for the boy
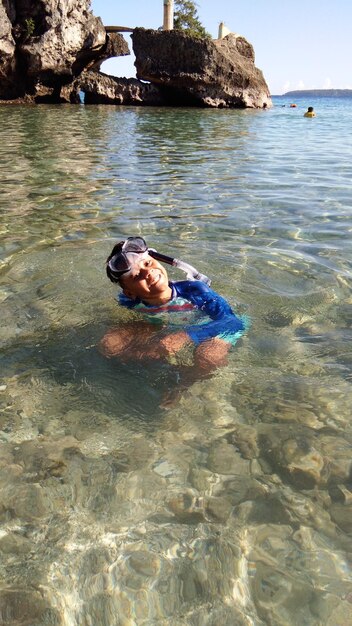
[100,237,247,376]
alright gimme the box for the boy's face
[120,253,169,301]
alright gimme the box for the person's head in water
[106,240,171,304]
[307,107,314,112]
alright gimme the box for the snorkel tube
[148,249,211,286]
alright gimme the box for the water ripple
[1,99,352,625]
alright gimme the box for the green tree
[173,1,210,39]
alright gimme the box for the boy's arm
[179,281,245,345]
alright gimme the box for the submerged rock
[330,503,352,534]
[0,589,62,626]
[207,441,250,475]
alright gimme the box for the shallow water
[1,98,352,625]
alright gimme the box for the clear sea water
[0,96,352,625]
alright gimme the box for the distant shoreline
[273,89,352,98]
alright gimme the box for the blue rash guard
[118,280,247,346]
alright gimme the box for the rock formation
[0,3,271,108]
[0,1,17,98]
[72,29,271,109]
[131,28,271,108]
[67,71,166,106]
[0,0,129,101]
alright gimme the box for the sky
[91,0,352,95]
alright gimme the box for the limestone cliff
[131,28,271,108]
[66,71,166,106]
[0,0,129,100]
[0,2,271,108]
[0,0,17,98]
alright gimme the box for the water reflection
[1,103,352,625]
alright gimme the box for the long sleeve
[174,281,246,345]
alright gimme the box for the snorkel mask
[107,236,211,286]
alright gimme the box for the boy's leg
[161,338,231,408]
[98,324,158,358]
[194,337,230,373]
[99,326,192,360]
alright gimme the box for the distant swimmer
[290,103,297,108]
[304,106,316,118]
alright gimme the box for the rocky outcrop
[0,1,18,98]
[0,0,129,101]
[1,3,271,108]
[66,71,166,105]
[68,28,271,109]
[131,28,271,108]
[89,32,129,72]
